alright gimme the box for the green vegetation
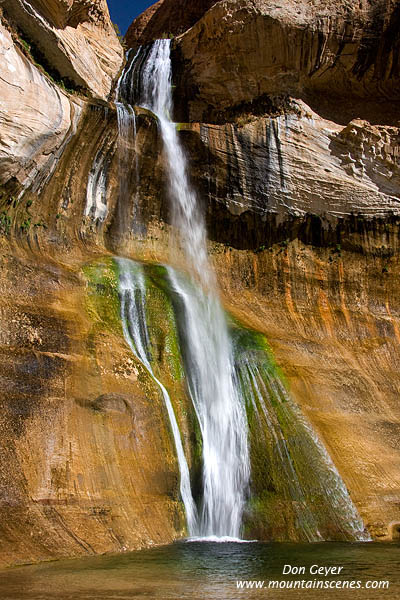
[16,30,85,96]
[145,265,186,383]
[0,212,11,235]
[20,38,31,53]
[20,217,31,233]
[33,221,47,229]
[334,243,342,256]
[112,23,127,49]
[83,259,345,539]
[83,258,122,335]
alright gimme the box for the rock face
[0,253,185,566]
[125,0,219,48]
[3,0,123,100]
[0,21,83,195]
[172,0,400,124]
[0,0,400,567]
[180,109,400,250]
[212,236,400,542]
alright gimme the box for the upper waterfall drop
[114,48,144,235]
[133,40,211,286]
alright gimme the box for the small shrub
[0,212,11,235]
[20,217,31,232]
[20,38,31,53]
[112,23,127,49]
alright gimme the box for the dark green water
[0,542,399,599]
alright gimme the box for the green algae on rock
[83,257,368,542]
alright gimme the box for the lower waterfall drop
[117,257,198,534]
[167,267,250,538]
[113,258,369,541]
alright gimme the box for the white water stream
[117,257,198,533]
[115,49,142,232]
[130,39,250,539]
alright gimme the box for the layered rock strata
[0,21,83,197]
[3,0,123,100]
[0,0,399,568]
[171,0,400,124]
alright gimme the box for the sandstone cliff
[0,0,399,567]
[173,0,400,124]
[125,0,219,48]
[0,20,83,197]
[3,0,123,100]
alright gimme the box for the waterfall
[116,257,198,533]
[138,41,210,284]
[85,147,108,222]
[167,268,250,538]
[115,102,136,204]
[233,333,370,542]
[114,49,142,233]
[113,257,369,542]
[128,39,250,539]
[112,39,369,542]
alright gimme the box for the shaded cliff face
[170,0,400,124]
[180,113,400,250]
[125,0,219,48]
[0,0,400,568]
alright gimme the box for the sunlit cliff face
[0,0,399,568]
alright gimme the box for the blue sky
[107,0,156,35]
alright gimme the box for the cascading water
[85,147,108,222]
[116,257,198,533]
[127,39,251,539]
[112,39,369,542]
[137,41,210,283]
[232,331,370,541]
[167,268,250,538]
[112,257,369,541]
[84,48,142,226]
[115,49,142,234]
